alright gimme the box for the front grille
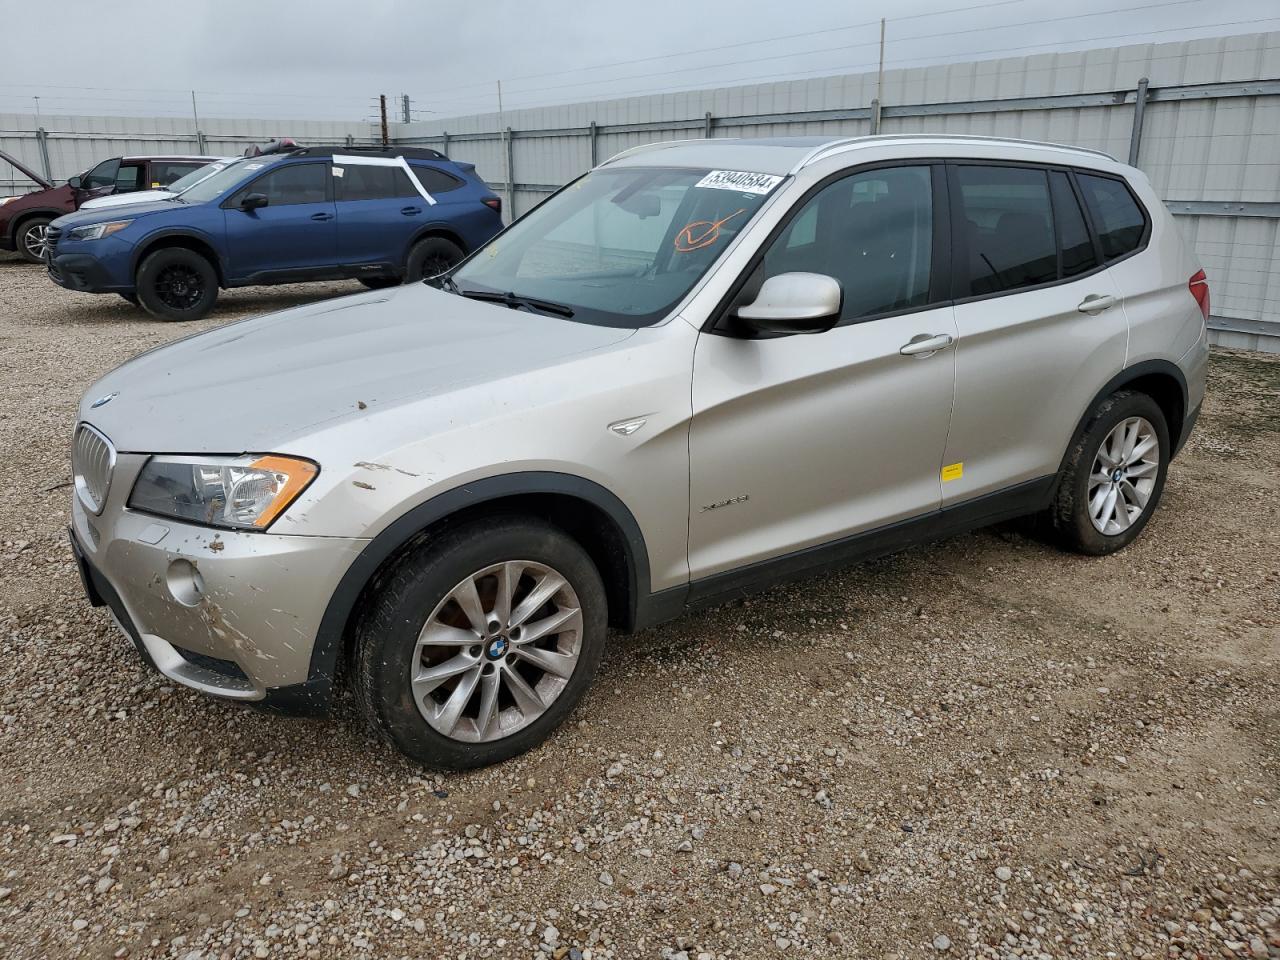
[45,225,62,246]
[72,423,115,514]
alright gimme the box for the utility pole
[873,17,886,134]
[32,96,41,122]
[497,80,511,219]
[190,90,204,152]
[401,94,411,124]
[379,94,389,147]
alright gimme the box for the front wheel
[1046,390,1169,555]
[16,218,53,263]
[135,247,218,322]
[405,236,464,283]
[353,517,607,769]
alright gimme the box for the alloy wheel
[1088,416,1160,535]
[154,264,205,311]
[23,224,49,260]
[411,560,584,742]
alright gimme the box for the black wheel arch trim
[131,229,226,284]
[8,209,64,245]
[303,471,655,710]
[406,224,468,267]
[1056,359,1190,489]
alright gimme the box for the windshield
[168,161,231,194]
[173,157,272,204]
[452,166,783,327]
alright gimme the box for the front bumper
[70,448,367,713]
[48,252,128,293]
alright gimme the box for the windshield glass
[168,161,231,194]
[453,166,783,327]
[174,157,273,204]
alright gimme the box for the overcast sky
[0,0,1275,124]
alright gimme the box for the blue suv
[45,143,504,321]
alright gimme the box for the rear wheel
[16,217,53,263]
[1046,390,1169,555]
[135,247,218,322]
[353,517,607,769]
[405,236,464,283]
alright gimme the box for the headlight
[128,455,318,531]
[67,219,133,241]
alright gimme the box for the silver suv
[69,135,1209,769]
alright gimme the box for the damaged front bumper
[69,452,367,714]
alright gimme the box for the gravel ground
[0,257,1277,960]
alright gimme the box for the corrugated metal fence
[2,31,1277,343]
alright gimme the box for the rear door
[942,162,1126,505]
[222,160,336,281]
[332,159,426,270]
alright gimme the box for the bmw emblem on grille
[486,637,509,659]
[90,392,118,409]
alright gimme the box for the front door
[222,160,336,281]
[72,157,123,207]
[689,164,957,581]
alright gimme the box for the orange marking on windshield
[674,209,746,253]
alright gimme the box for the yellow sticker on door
[941,462,964,482]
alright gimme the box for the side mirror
[240,193,269,211]
[735,272,842,335]
[68,176,82,189]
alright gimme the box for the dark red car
[1,152,220,263]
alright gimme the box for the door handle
[899,333,954,357]
[310,212,334,221]
[1077,293,1117,315]
[401,206,422,216]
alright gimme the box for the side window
[246,162,329,205]
[1076,173,1146,260]
[955,165,1056,297]
[115,164,144,192]
[339,164,418,201]
[150,161,202,188]
[1050,171,1098,278]
[83,158,121,190]
[409,164,465,194]
[761,165,934,322]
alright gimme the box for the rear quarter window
[1076,173,1147,260]
[410,164,465,194]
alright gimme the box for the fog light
[166,559,206,607]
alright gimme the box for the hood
[54,198,186,229]
[80,283,637,452]
[80,189,174,211]
[2,182,73,215]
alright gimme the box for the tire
[358,277,401,290]
[1046,390,1170,555]
[16,217,53,264]
[135,247,218,322]
[353,516,607,770]
[405,236,465,283]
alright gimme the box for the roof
[602,135,1120,174]
[119,155,225,162]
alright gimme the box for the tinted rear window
[955,165,1057,297]
[340,164,418,201]
[1076,173,1146,260]
[1050,170,1097,278]
[410,164,465,194]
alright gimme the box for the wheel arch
[1059,359,1189,484]
[132,231,226,286]
[9,208,63,245]
[405,224,466,265]
[305,472,654,706]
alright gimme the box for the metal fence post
[35,127,52,180]
[588,121,597,166]
[1128,77,1149,167]
[196,130,207,153]
[704,112,713,138]
[504,126,515,222]
[870,98,881,134]
[442,131,451,157]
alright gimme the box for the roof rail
[600,138,710,167]
[797,133,1116,169]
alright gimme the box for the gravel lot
[0,257,1277,960]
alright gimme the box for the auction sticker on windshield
[695,170,783,194]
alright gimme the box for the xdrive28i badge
[90,393,118,409]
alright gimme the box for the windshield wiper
[460,289,575,318]
[428,273,460,294]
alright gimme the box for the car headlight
[67,219,133,241]
[128,455,318,531]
